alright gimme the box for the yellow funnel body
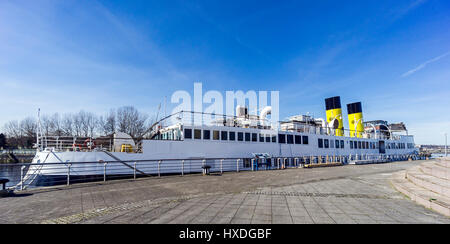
[348,112,364,138]
[325,96,344,136]
[347,102,364,138]
[326,108,344,136]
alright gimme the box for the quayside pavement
[1,160,449,224]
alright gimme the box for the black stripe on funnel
[347,102,362,115]
[325,96,341,110]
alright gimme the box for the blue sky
[0,0,449,144]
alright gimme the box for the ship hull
[27,129,417,186]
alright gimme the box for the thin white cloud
[394,0,428,20]
[402,51,450,77]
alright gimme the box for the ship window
[335,140,339,149]
[252,133,258,142]
[278,134,286,144]
[203,130,210,140]
[365,142,369,149]
[358,141,362,149]
[194,129,202,139]
[302,136,309,144]
[266,135,271,143]
[184,129,192,139]
[330,139,334,148]
[350,141,354,149]
[295,135,302,144]
[221,131,228,141]
[259,134,264,142]
[340,140,344,149]
[213,130,220,140]
[236,132,243,141]
[324,139,329,148]
[272,135,277,143]
[229,131,236,141]
[245,133,251,142]
[318,138,323,148]
[287,135,294,144]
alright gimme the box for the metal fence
[0,153,424,192]
[0,149,36,155]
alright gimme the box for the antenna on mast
[36,108,41,151]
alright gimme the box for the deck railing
[0,153,423,192]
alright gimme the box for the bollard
[158,160,162,177]
[220,159,223,174]
[103,162,107,182]
[251,159,255,171]
[134,162,137,180]
[67,164,72,186]
[182,160,185,176]
[20,165,26,191]
[236,159,240,172]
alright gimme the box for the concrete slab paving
[1,160,450,224]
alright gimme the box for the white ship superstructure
[24,96,418,186]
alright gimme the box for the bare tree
[20,117,37,137]
[72,112,83,137]
[41,115,53,136]
[61,114,74,136]
[85,112,98,137]
[3,120,22,138]
[98,109,116,136]
[116,106,148,138]
[2,106,152,148]
[3,120,25,148]
[74,111,98,137]
[51,113,63,136]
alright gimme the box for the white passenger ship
[23,96,417,187]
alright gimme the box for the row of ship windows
[184,129,413,150]
[184,128,310,144]
[388,142,414,149]
[318,138,345,149]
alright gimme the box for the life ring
[83,139,96,148]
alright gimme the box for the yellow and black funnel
[347,102,364,138]
[325,96,344,136]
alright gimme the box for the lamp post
[445,133,448,157]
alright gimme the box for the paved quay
[1,160,449,224]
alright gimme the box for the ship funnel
[325,96,344,136]
[347,102,364,138]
